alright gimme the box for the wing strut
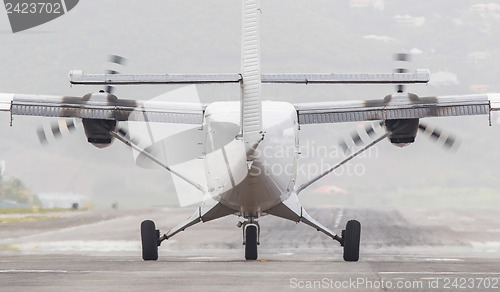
[295,130,393,194]
[110,129,208,193]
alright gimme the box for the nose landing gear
[238,219,260,260]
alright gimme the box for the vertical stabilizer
[241,0,263,152]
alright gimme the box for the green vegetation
[0,177,41,206]
[0,207,78,214]
[0,245,20,252]
[0,216,58,224]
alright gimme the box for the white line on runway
[0,216,137,243]
[334,209,343,229]
[0,270,68,273]
[53,270,500,276]
[425,258,464,262]
[186,257,218,260]
[378,272,500,275]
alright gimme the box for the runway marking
[186,257,217,260]
[333,209,343,229]
[11,240,141,253]
[425,258,464,262]
[0,216,137,243]
[378,272,500,275]
[2,269,498,278]
[0,270,68,273]
[50,270,500,276]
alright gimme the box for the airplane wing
[294,93,500,124]
[68,70,430,85]
[0,93,205,124]
[3,92,499,126]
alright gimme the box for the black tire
[343,220,361,262]
[141,220,158,261]
[245,225,258,260]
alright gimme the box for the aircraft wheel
[343,220,361,262]
[141,220,159,261]
[245,225,258,260]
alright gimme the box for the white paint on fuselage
[203,101,298,217]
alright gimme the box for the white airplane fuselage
[203,101,298,218]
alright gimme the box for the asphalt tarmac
[1,207,500,291]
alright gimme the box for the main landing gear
[141,220,159,261]
[140,217,360,262]
[238,219,260,260]
[341,220,361,262]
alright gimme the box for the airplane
[1,0,500,262]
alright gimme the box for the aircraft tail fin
[240,0,263,152]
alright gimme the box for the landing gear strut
[238,219,260,260]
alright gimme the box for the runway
[1,207,500,291]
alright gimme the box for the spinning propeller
[36,55,127,145]
[104,55,127,94]
[394,53,410,93]
[339,120,459,153]
[417,122,458,149]
[36,119,79,145]
[339,53,459,152]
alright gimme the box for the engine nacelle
[385,118,419,147]
[81,91,118,148]
[82,118,117,148]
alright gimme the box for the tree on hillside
[0,177,40,206]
